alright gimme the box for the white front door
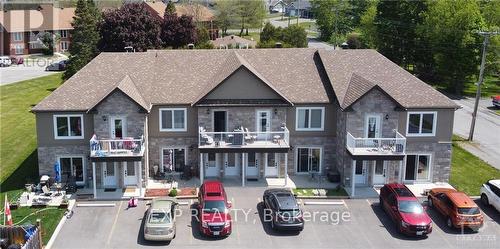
[123,161,137,186]
[110,117,126,139]
[245,152,259,177]
[372,161,387,185]
[354,160,367,185]
[224,153,240,176]
[204,153,220,177]
[365,115,381,138]
[103,162,118,187]
[264,153,279,177]
[256,110,271,139]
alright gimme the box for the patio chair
[41,185,52,196]
[244,128,257,143]
[199,127,214,145]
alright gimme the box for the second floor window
[53,115,84,139]
[12,32,23,41]
[60,30,68,38]
[296,107,324,131]
[160,108,186,131]
[407,112,436,136]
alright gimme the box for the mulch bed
[145,188,197,197]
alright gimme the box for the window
[12,32,23,41]
[406,112,436,136]
[14,44,24,55]
[296,147,321,173]
[60,41,68,51]
[59,156,85,184]
[60,30,68,38]
[159,108,186,131]
[296,107,324,131]
[404,154,431,181]
[162,148,186,173]
[53,115,84,139]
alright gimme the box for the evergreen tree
[63,0,101,80]
[165,0,176,15]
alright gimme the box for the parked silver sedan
[144,198,178,241]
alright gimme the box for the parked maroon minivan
[379,183,432,236]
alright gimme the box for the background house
[0,4,74,56]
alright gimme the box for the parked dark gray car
[263,188,304,231]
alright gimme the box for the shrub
[168,188,178,197]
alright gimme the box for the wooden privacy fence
[0,222,42,249]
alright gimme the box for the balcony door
[256,110,271,140]
[264,153,279,177]
[110,116,127,139]
[365,114,381,138]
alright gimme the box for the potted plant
[168,188,178,197]
[60,196,69,208]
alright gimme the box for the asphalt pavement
[453,97,500,169]
[51,187,500,249]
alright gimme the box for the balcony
[90,135,145,158]
[346,131,406,157]
[198,126,290,152]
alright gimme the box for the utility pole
[468,31,499,141]
[333,8,338,50]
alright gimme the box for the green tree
[165,0,176,15]
[358,1,377,48]
[214,0,236,36]
[418,0,485,94]
[480,0,500,76]
[64,0,101,80]
[260,22,278,43]
[195,27,214,49]
[348,0,369,27]
[374,0,427,69]
[282,24,307,48]
[311,0,353,46]
[235,0,266,36]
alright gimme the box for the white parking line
[366,199,372,206]
[303,200,345,205]
[106,201,122,246]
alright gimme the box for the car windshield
[148,211,171,224]
[458,207,480,215]
[398,201,424,214]
[203,200,226,213]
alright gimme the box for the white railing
[199,126,290,148]
[346,131,406,155]
[90,135,145,157]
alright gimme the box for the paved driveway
[52,187,500,249]
[453,97,500,169]
[0,56,68,85]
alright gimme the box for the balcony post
[242,153,246,187]
[92,162,97,199]
[199,153,204,184]
[138,160,143,197]
[284,152,288,187]
[351,160,356,197]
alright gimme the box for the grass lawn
[293,187,348,197]
[241,32,260,43]
[0,73,65,245]
[462,76,500,98]
[450,135,500,196]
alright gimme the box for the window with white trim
[60,41,68,51]
[60,30,68,38]
[14,44,24,55]
[406,112,436,136]
[12,32,23,41]
[296,107,324,131]
[53,115,84,139]
[159,108,187,131]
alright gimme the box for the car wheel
[446,217,453,228]
[428,197,433,208]
[481,194,489,206]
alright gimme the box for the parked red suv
[197,180,232,237]
[379,183,432,236]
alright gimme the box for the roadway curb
[45,199,76,249]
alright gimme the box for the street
[51,187,500,249]
[453,97,500,169]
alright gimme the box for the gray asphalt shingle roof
[32,48,457,112]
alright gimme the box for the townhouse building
[32,48,458,198]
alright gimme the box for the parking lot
[52,187,500,249]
